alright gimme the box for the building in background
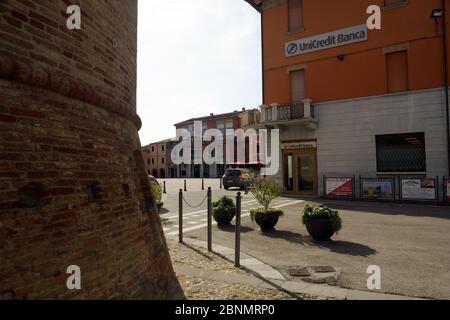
[142,139,178,178]
[174,109,259,178]
[246,0,450,199]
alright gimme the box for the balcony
[257,99,318,130]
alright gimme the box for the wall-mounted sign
[361,178,394,200]
[325,177,353,197]
[447,179,450,201]
[285,24,368,57]
[281,141,317,150]
[401,179,436,201]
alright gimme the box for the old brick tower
[0,0,183,299]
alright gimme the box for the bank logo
[286,43,298,56]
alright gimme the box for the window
[386,50,409,93]
[151,146,154,152]
[147,159,150,165]
[162,157,165,164]
[288,0,304,32]
[217,121,225,134]
[152,158,155,165]
[376,133,426,173]
[161,145,165,152]
[290,69,305,102]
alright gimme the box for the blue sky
[137,0,262,146]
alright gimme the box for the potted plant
[212,196,236,226]
[302,204,342,241]
[250,179,284,232]
[150,180,164,212]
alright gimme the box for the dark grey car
[222,169,252,190]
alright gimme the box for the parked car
[222,168,254,190]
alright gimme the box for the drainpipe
[260,7,265,105]
[443,0,450,175]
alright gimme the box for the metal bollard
[207,187,212,252]
[235,192,241,267]
[220,178,223,189]
[179,189,183,244]
[244,182,249,195]
[163,181,167,194]
[184,179,187,192]
[202,179,205,191]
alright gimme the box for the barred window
[376,133,426,173]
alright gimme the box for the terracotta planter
[305,219,335,241]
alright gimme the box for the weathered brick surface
[0,0,183,300]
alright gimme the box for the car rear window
[225,170,241,176]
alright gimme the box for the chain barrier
[182,193,208,209]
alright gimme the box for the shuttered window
[386,51,409,93]
[290,69,305,102]
[288,0,304,31]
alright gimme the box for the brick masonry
[0,0,183,299]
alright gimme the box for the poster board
[325,177,354,198]
[361,178,394,200]
[447,179,450,202]
[401,178,437,201]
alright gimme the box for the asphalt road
[159,179,450,300]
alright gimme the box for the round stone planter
[252,210,283,232]
[305,219,336,241]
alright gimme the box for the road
[159,179,450,300]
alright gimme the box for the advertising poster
[326,178,353,197]
[401,179,436,200]
[447,180,450,201]
[361,179,394,199]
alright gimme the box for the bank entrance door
[283,148,318,196]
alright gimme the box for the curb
[181,237,423,301]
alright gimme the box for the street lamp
[431,8,445,31]
[431,2,450,177]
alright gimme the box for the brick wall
[0,0,183,299]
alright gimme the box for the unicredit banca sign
[285,24,368,57]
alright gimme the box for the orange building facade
[247,0,450,199]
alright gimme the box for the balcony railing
[259,99,314,123]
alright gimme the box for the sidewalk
[167,238,420,300]
[167,239,320,300]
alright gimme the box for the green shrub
[250,208,284,221]
[251,179,283,211]
[212,196,236,225]
[302,204,342,233]
[150,180,163,205]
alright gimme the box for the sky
[137,0,262,146]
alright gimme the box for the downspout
[443,0,450,175]
[260,7,265,105]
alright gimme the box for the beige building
[142,139,177,178]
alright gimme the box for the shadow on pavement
[261,230,314,246]
[305,200,450,221]
[261,230,377,257]
[319,240,377,257]
[217,224,255,234]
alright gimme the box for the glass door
[297,155,315,193]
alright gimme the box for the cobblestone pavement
[167,240,322,300]
[168,239,246,275]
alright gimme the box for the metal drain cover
[287,267,311,277]
[311,266,336,273]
